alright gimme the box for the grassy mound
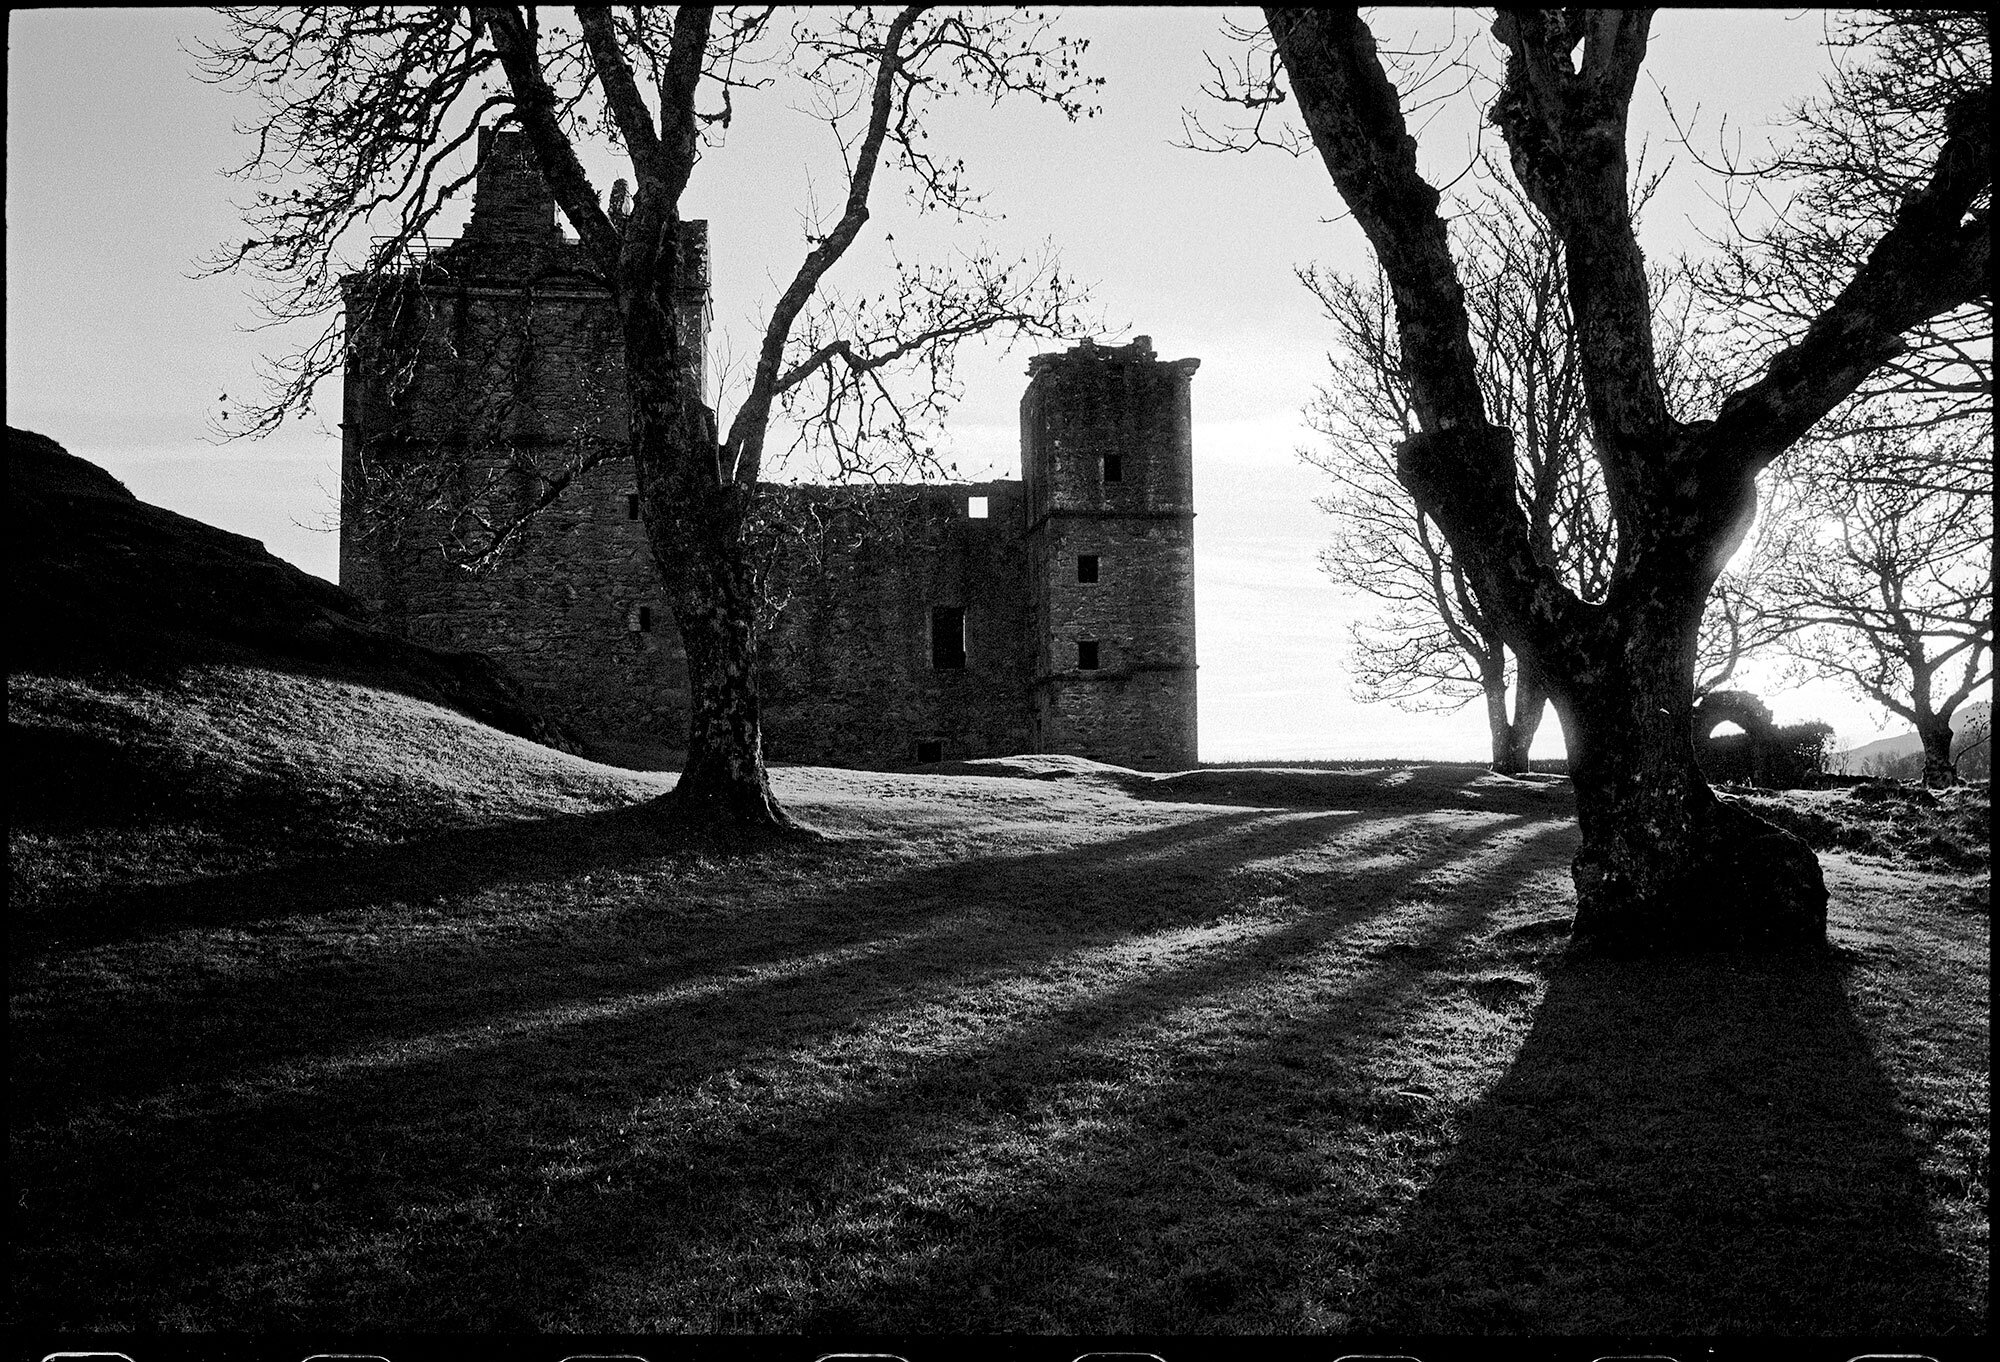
[8,427,625,922]
[9,665,664,944]
[1724,781,1991,872]
[8,426,574,749]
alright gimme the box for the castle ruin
[340,132,1197,770]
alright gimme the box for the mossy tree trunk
[1555,589,1825,950]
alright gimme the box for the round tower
[1020,336,1199,770]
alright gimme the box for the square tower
[1021,336,1199,770]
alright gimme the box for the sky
[6,7,1913,761]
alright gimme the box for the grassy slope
[8,662,1988,1334]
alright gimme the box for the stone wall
[759,482,1034,766]
[340,135,1200,771]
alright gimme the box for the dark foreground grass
[7,672,1989,1335]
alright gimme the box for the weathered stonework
[1022,338,1200,769]
[341,132,1198,769]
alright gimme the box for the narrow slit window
[1077,554,1100,583]
[931,605,966,670]
[636,605,653,632]
[967,495,989,519]
[1103,454,1123,483]
[915,739,943,764]
[627,492,641,520]
[1078,639,1100,670]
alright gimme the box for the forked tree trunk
[1506,661,1550,774]
[1264,6,1984,955]
[1482,653,1549,776]
[1556,613,1826,954]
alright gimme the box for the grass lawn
[7,664,1989,1335]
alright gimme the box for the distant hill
[1834,700,1991,778]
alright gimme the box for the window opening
[1103,454,1123,483]
[931,606,966,670]
[967,495,989,519]
[1078,639,1100,670]
[627,492,641,520]
[915,739,943,764]
[1077,554,1100,583]
[636,605,653,632]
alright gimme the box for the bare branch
[1704,80,1992,469]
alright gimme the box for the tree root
[1572,800,1829,956]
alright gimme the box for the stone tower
[1021,336,1199,770]
[338,130,708,741]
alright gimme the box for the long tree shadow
[729,820,1581,1334]
[11,804,1552,1329]
[10,796,691,959]
[237,815,1566,1332]
[1346,948,1983,1335]
[9,803,1366,1114]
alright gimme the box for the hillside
[1836,701,1992,778]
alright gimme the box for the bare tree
[1251,8,1989,952]
[1763,426,1993,787]
[1692,525,1789,701]
[1301,180,1583,774]
[1693,11,1992,463]
[198,6,1097,831]
[1303,165,1771,775]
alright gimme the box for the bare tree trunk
[1917,717,1960,788]
[1505,657,1550,773]
[1265,7,1983,952]
[624,267,793,833]
[1557,611,1826,953]
[645,453,792,830]
[663,510,791,827]
[1480,658,1515,773]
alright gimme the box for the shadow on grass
[743,821,1579,1334]
[1347,948,1983,1335]
[10,800,1400,1129]
[11,802,1558,1330]
[254,813,1567,1333]
[10,797,694,958]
